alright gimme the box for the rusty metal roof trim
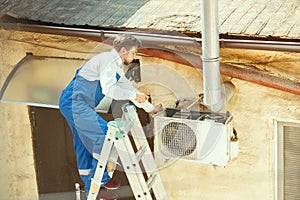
[1,22,300,53]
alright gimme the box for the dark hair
[113,34,142,52]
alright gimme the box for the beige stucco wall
[0,31,37,200]
[0,29,299,200]
[0,29,97,200]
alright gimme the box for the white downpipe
[201,0,224,112]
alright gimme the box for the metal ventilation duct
[201,0,225,112]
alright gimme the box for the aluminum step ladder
[87,103,168,200]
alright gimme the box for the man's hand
[150,104,164,115]
[135,92,148,103]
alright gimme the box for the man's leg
[88,114,120,190]
[89,155,111,187]
[74,110,120,192]
[61,114,93,193]
[73,132,93,192]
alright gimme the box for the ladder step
[135,145,147,162]
[146,173,158,190]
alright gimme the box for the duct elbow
[223,81,236,103]
[205,81,236,112]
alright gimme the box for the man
[59,34,163,200]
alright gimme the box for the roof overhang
[1,22,300,53]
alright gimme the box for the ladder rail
[122,104,169,200]
[86,103,168,200]
[113,127,153,200]
[87,131,115,200]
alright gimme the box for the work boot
[97,188,118,200]
[104,179,120,190]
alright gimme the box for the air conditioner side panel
[197,122,230,166]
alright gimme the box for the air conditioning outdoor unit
[154,108,238,167]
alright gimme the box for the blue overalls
[59,68,120,192]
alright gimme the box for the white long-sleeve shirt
[78,48,154,113]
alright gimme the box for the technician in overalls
[59,34,163,199]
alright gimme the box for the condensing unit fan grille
[161,121,197,158]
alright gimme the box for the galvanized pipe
[201,0,224,112]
